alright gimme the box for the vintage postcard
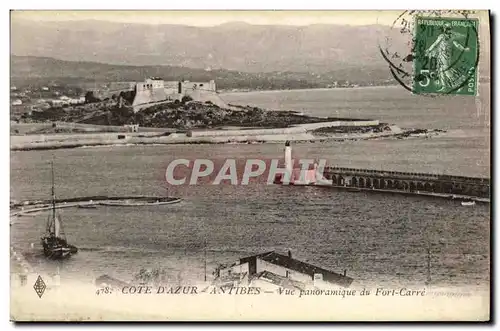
[9,10,490,321]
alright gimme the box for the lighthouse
[284,140,293,175]
[274,141,319,185]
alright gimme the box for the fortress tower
[132,77,167,108]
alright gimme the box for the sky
[11,10,416,26]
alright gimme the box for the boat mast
[48,159,63,238]
[46,160,57,235]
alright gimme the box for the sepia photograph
[9,9,491,321]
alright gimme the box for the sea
[10,84,491,290]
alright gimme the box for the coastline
[218,85,401,95]
[218,80,490,95]
[10,126,443,152]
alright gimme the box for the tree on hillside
[119,90,136,104]
[181,95,193,104]
[84,91,101,104]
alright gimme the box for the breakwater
[321,167,490,201]
[10,196,182,216]
[10,119,384,151]
[10,133,319,151]
[186,120,380,137]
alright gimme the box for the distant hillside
[11,17,490,82]
[11,19,406,73]
[10,56,396,90]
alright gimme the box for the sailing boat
[41,161,78,259]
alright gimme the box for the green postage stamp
[413,17,479,95]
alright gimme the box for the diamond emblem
[33,275,46,298]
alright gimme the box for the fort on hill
[131,78,222,111]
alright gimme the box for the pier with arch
[322,167,490,199]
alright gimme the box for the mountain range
[11,18,490,87]
[11,19,409,73]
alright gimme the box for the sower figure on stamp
[424,23,470,92]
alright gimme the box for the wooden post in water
[425,244,432,288]
[204,238,207,282]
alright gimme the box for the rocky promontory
[17,97,367,131]
[11,95,446,151]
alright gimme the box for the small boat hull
[99,198,182,207]
[41,236,78,260]
[78,205,97,209]
[43,246,73,259]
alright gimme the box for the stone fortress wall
[132,78,224,111]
